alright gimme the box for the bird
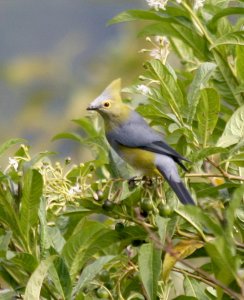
[87,78,195,205]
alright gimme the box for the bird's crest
[104,78,122,102]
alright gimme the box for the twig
[207,158,231,179]
[173,266,217,289]
[186,173,244,181]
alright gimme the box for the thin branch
[134,208,244,300]
[173,266,217,289]
[186,172,244,181]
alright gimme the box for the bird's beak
[86,104,99,111]
[86,105,96,111]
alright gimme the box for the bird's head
[87,78,130,122]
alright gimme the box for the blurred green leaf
[138,243,162,300]
[0,230,12,257]
[52,132,82,142]
[208,8,244,31]
[224,152,244,167]
[205,236,239,298]
[217,105,244,147]
[0,290,17,300]
[0,138,25,158]
[236,45,244,83]
[173,296,197,300]
[72,117,98,137]
[210,31,244,49]
[108,9,164,24]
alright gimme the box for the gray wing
[106,110,189,167]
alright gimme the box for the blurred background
[0,0,146,163]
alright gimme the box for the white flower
[155,35,169,46]
[150,48,162,60]
[68,183,81,195]
[146,0,168,11]
[9,157,18,171]
[193,0,205,10]
[176,0,181,3]
[137,84,152,95]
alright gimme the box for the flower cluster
[140,36,170,64]
[136,84,152,95]
[194,0,205,10]
[145,0,205,11]
[146,0,168,11]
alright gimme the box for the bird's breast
[117,145,159,176]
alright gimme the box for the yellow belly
[118,146,159,176]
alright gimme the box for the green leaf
[205,236,239,298]
[197,88,220,146]
[73,255,115,296]
[173,296,197,300]
[226,185,244,235]
[9,253,38,274]
[217,105,244,147]
[0,290,17,300]
[20,169,43,241]
[52,257,72,300]
[189,146,227,162]
[225,152,244,167]
[212,50,243,106]
[108,9,164,24]
[208,8,244,30]
[162,240,203,281]
[187,63,217,124]
[210,31,244,49]
[52,132,82,142]
[72,117,98,137]
[146,60,184,122]
[177,206,223,237]
[138,243,162,300]
[62,219,119,281]
[0,138,25,158]
[155,215,169,245]
[39,197,50,259]
[196,182,240,198]
[183,276,209,300]
[24,255,57,300]
[236,45,244,83]
[0,230,12,257]
[0,189,27,251]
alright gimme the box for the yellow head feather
[87,78,131,126]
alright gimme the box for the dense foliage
[0,0,244,299]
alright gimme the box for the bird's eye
[103,101,111,108]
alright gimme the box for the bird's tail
[157,162,195,205]
[165,179,195,205]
